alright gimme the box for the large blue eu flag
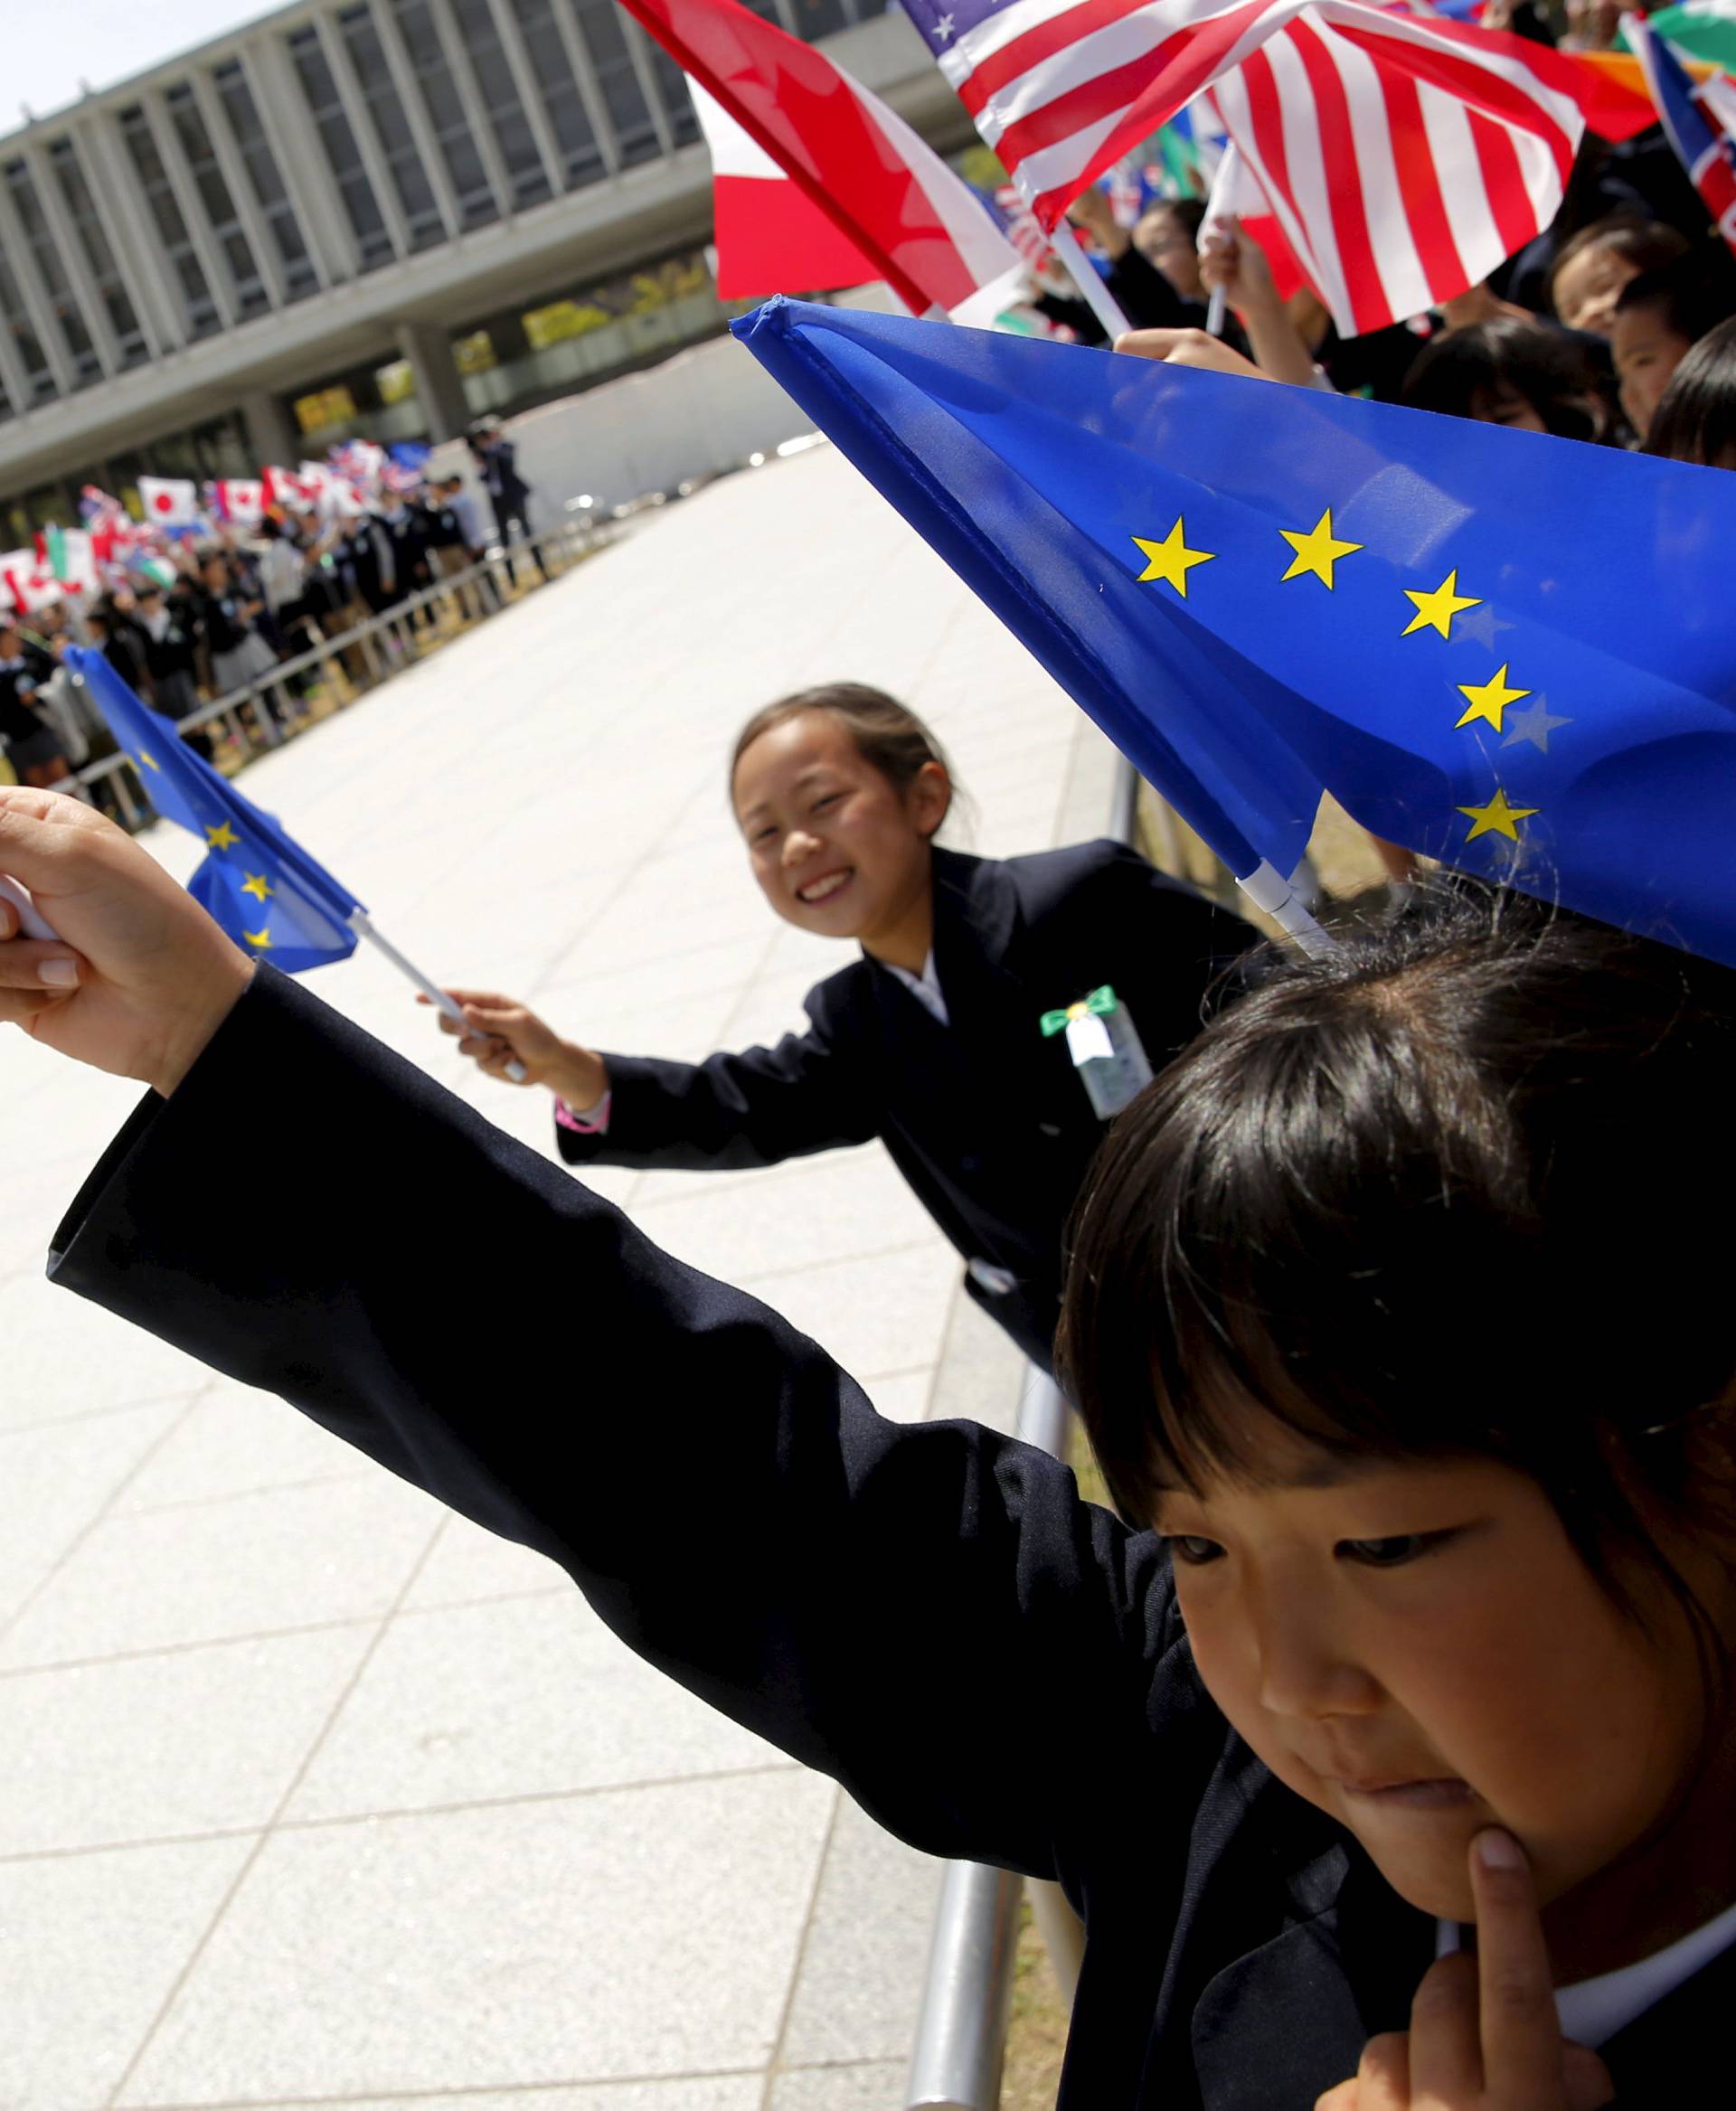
[735,298,1736,967]
[67,646,361,972]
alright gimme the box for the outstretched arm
[0,791,1199,1880]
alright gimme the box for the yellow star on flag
[136,749,159,772]
[1278,509,1362,589]
[1131,519,1216,599]
[205,821,241,851]
[1401,570,1482,642]
[1455,664,1530,734]
[241,926,273,949]
[241,872,273,902]
[1458,788,1539,843]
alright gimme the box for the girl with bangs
[5,790,1735,2110]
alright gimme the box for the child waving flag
[7,789,1736,2103]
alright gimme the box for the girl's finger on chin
[1405,1953,1480,2105]
[1354,2033,1410,2111]
[0,945,83,990]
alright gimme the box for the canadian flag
[691,81,879,297]
[1,553,66,614]
[263,465,309,507]
[620,0,1023,319]
[210,477,265,525]
[137,476,200,527]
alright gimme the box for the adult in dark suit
[5,799,1731,2109]
[467,416,547,582]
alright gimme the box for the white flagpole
[1044,219,1133,340]
[1234,860,1338,957]
[347,910,528,1081]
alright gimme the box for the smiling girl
[5,796,1733,2107]
[432,683,1250,1371]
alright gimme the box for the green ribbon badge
[1040,985,1118,1038]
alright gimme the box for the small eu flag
[67,646,362,973]
[735,298,1736,968]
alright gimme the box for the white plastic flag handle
[0,873,59,940]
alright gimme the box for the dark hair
[1646,315,1736,466]
[1615,250,1736,349]
[1059,883,1736,1654]
[730,683,962,825]
[1401,317,1607,439]
[1547,213,1691,318]
[1137,197,1206,243]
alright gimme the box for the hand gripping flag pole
[18,650,526,1079]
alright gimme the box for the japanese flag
[137,476,200,527]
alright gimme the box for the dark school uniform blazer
[50,971,1704,2108]
[556,842,1254,1371]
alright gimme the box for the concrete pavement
[0,442,1118,2110]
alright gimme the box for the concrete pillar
[396,318,470,441]
[241,388,299,469]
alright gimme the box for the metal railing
[904,1369,1086,2110]
[45,520,612,825]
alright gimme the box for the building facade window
[44,138,149,368]
[212,60,319,300]
[787,0,858,38]
[286,25,396,271]
[3,159,102,386]
[338,5,449,250]
[506,0,603,190]
[449,0,552,211]
[163,83,270,319]
[390,0,499,229]
[0,239,52,403]
[118,105,222,339]
[566,0,660,167]
[640,39,701,148]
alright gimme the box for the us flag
[896,0,1591,335]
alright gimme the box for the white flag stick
[1045,218,1133,340]
[347,909,527,1081]
[1234,860,1338,957]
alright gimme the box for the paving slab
[0,442,1118,2107]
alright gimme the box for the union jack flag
[1627,12,1736,256]
[896,0,1593,335]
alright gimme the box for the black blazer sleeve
[48,969,1207,1881]
[557,978,884,1173]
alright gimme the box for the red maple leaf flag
[618,0,1022,317]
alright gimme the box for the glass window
[212,59,319,300]
[506,0,602,190]
[788,0,854,37]
[3,158,102,385]
[118,103,222,337]
[0,238,52,402]
[640,37,700,149]
[450,0,552,210]
[338,5,448,249]
[44,137,147,367]
[391,0,499,228]
[566,0,660,166]
[288,24,395,269]
[163,84,270,317]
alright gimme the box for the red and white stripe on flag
[137,476,199,526]
[618,0,1021,317]
[689,81,881,297]
[904,0,1595,335]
